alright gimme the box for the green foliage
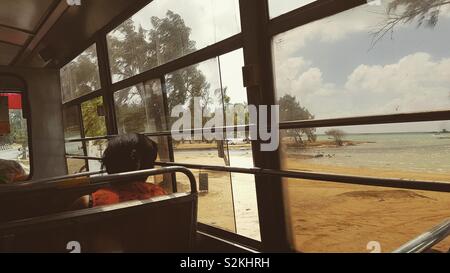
[69,10,228,141]
[7,110,28,146]
[325,129,346,146]
[278,94,316,146]
[61,45,100,101]
[81,97,107,137]
[108,10,214,130]
[371,0,450,47]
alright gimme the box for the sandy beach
[284,161,450,253]
[173,139,450,253]
[68,138,450,253]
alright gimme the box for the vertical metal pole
[160,75,177,193]
[77,103,89,172]
[239,0,293,252]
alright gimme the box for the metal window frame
[265,0,450,253]
[57,0,450,253]
[58,0,258,251]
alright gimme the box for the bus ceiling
[0,0,144,68]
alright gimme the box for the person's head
[102,133,158,174]
[0,159,26,184]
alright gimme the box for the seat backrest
[0,193,197,253]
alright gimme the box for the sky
[272,0,450,133]
[268,0,317,18]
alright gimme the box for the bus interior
[0,0,449,253]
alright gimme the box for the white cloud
[273,1,450,63]
[276,52,450,120]
[344,52,450,113]
[272,3,388,59]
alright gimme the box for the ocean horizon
[288,132,450,175]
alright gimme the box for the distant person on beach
[0,159,27,184]
[71,133,166,209]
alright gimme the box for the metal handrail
[65,124,254,143]
[63,155,450,193]
[0,166,197,194]
[64,110,450,143]
[155,162,450,193]
[393,219,450,253]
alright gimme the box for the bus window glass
[81,97,107,173]
[218,49,260,240]
[281,121,450,252]
[60,44,101,103]
[0,93,30,181]
[81,97,107,138]
[62,105,82,140]
[272,1,450,122]
[285,177,450,252]
[268,0,317,18]
[114,79,168,134]
[63,105,87,173]
[107,0,241,83]
[166,51,260,240]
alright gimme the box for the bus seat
[0,180,96,222]
[0,192,197,253]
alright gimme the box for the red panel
[0,93,22,109]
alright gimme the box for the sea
[289,133,450,175]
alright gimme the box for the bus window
[60,44,101,103]
[107,0,241,83]
[114,79,168,135]
[81,97,107,172]
[164,49,261,240]
[81,97,107,138]
[273,0,450,252]
[0,92,30,182]
[62,105,87,174]
[272,1,450,122]
[268,0,318,18]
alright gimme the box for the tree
[69,10,232,183]
[81,97,107,138]
[106,10,224,186]
[278,94,316,146]
[61,45,100,101]
[9,110,28,159]
[108,11,214,132]
[325,129,346,146]
[371,0,450,47]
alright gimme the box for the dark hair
[102,133,158,174]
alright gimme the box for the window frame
[58,0,450,252]
[267,0,450,253]
[59,0,262,248]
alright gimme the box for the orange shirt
[91,181,167,207]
